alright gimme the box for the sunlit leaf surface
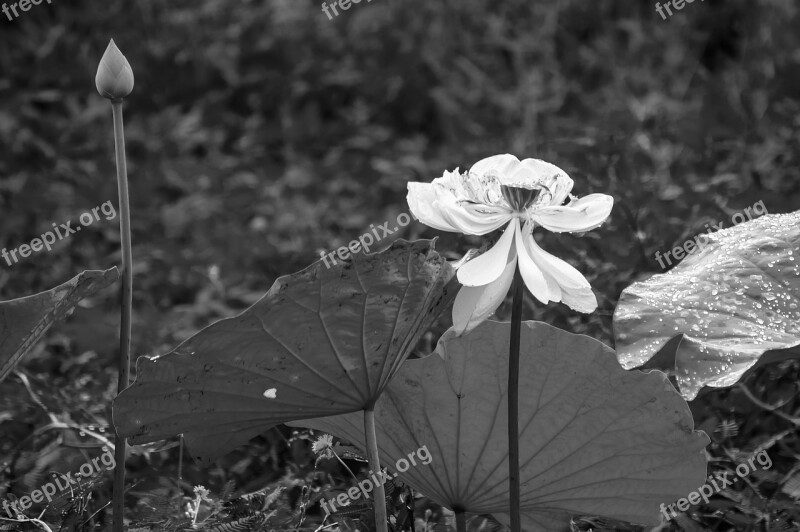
[113,239,456,461]
[290,320,709,531]
[0,268,119,382]
[615,211,800,399]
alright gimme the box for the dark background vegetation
[1,0,799,530]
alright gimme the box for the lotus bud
[95,39,134,100]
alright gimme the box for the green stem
[178,434,184,480]
[111,99,132,532]
[508,266,524,532]
[364,408,388,532]
[332,449,359,483]
[455,509,467,532]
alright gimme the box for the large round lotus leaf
[615,211,800,400]
[0,268,119,382]
[289,320,709,531]
[113,239,456,461]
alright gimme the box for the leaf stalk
[364,408,388,532]
[508,266,524,532]
[111,98,132,532]
[455,509,467,532]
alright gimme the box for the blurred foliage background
[1,0,799,530]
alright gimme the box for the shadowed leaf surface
[0,268,119,382]
[290,320,709,531]
[614,211,800,399]
[113,239,456,461]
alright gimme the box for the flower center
[501,185,552,211]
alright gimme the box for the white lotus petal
[524,233,597,313]
[507,158,574,205]
[515,225,553,304]
[407,181,511,235]
[469,154,521,179]
[449,249,480,271]
[559,284,598,313]
[452,258,516,336]
[534,193,614,233]
[431,168,505,207]
[523,231,591,291]
[429,168,464,187]
[458,220,518,286]
[437,203,513,236]
[407,182,461,232]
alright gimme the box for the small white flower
[312,434,334,454]
[407,154,614,335]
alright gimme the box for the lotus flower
[407,154,613,334]
[95,39,134,100]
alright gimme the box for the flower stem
[364,408,388,532]
[331,448,359,482]
[111,99,132,532]
[455,509,466,532]
[508,266,524,532]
